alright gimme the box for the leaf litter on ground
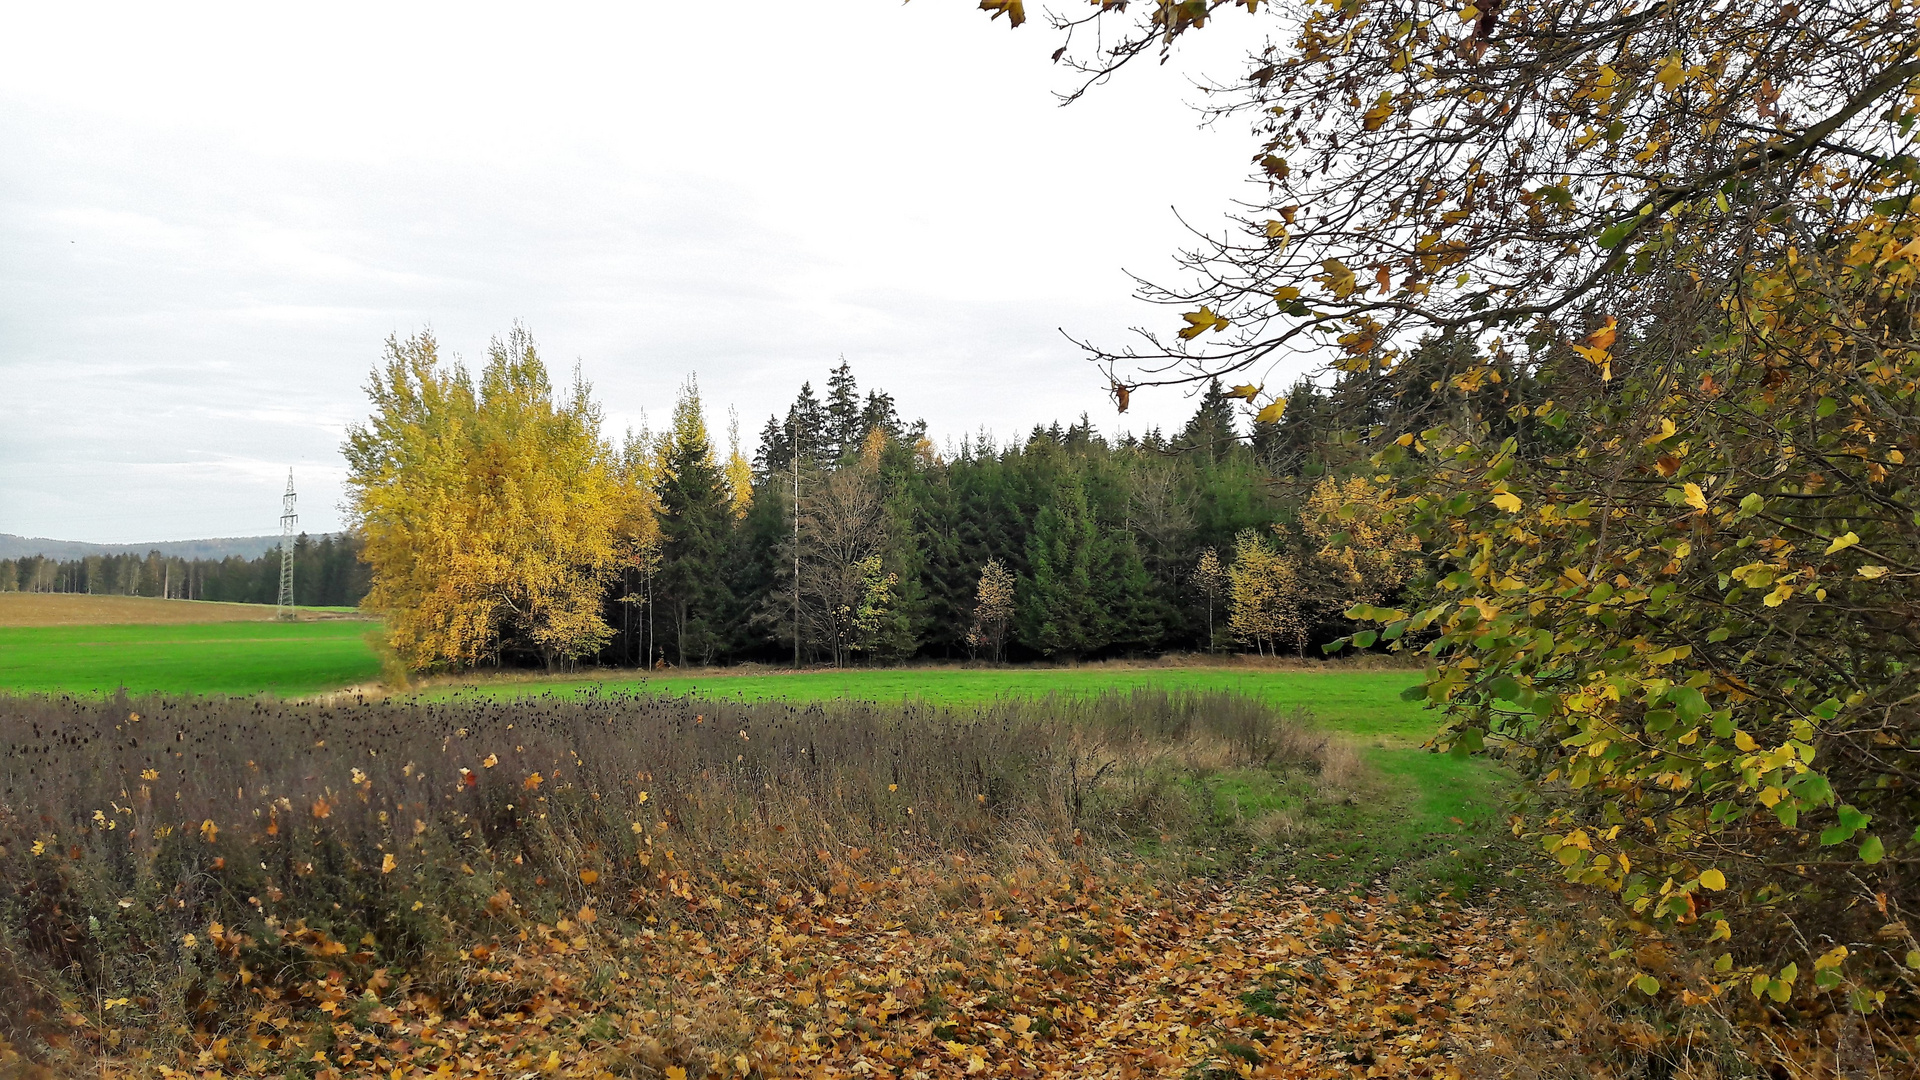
[77,858,1516,1080]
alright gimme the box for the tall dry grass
[0,688,1346,1046]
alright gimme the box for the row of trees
[343,334,1419,671]
[0,534,368,607]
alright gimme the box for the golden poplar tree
[344,326,620,670]
[1227,530,1302,657]
[966,558,1016,662]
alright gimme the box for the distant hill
[0,533,303,561]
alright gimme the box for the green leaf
[1598,220,1637,250]
[1634,974,1660,995]
[1821,805,1870,846]
[1860,835,1885,864]
[1352,630,1378,648]
[1816,397,1838,418]
[1668,686,1708,721]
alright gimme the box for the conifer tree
[1016,473,1100,657]
[1177,380,1240,461]
[655,377,734,666]
[824,357,861,461]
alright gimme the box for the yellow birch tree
[344,326,620,671]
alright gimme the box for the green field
[0,620,383,697]
[428,665,1441,744]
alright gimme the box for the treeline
[0,533,370,608]
[347,328,1435,671]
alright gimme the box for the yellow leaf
[1699,868,1726,891]
[978,0,1025,27]
[1491,491,1522,513]
[1458,4,1480,22]
[1362,93,1394,132]
[1264,219,1290,239]
[1824,531,1859,555]
[1586,317,1618,353]
[1655,53,1686,91]
[666,1068,688,1080]
[482,753,498,769]
[1178,307,1230,340]
[1859,565,1890,579]
[580,869,599,885]
[1764,583,1794,607]
[381,853,397,875]
[1320,259,1358,299]
[1227,384,1261,401]
[200,819,219,844]
[1734,730,1758,752]
[1273,286,1302,301]
[1255,400,1287,424]
[1683,483,1707,511]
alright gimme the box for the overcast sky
[0,1,1280,543]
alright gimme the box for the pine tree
[1178,380,1241,461]
[825,357,861,460]
[1016,473,1100,657]
[655,377,735,667]
[859,389,900,440]
[790,382,828,464]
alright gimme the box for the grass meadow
[0,620,383,697]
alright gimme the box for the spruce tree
[824,358,861,460]
[1015,473,1100,657]
[789,382,828,464]
[655,378,735,666]
[1177,379,1241,461]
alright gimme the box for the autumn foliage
[344,328,625,670]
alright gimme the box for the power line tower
[277,470,298,621]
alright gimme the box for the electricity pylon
[277,470,297,621]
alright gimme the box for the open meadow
[0,593,381,697]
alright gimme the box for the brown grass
[0,687,1358,1056]
[0,593,365,627]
